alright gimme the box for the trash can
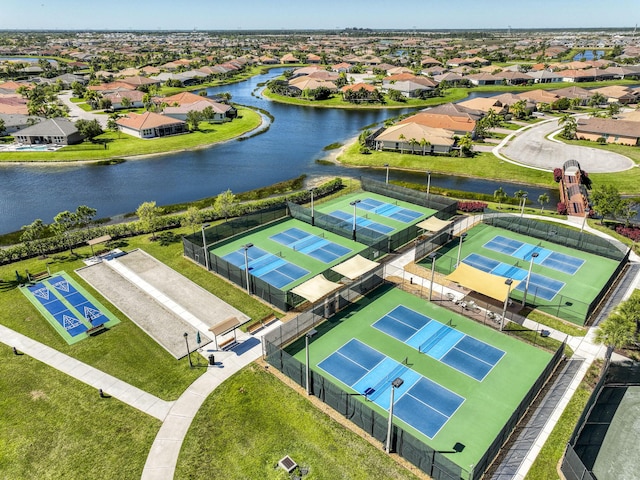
[208,355,215,366]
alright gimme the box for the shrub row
[458,201,487,213]
[615,225,640,242]
[0,178,343,266]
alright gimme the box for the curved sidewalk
[0,324,173,420]
[140,330,268,480]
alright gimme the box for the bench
[247,314,279,334]
[29,271,49,282]
[218,337,238,350]
[86,324,108,337]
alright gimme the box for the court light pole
[522,252,539,307]
[243,243,253,295]
[309,188,316,226]
[501,279,513,331]
[384,163,390,184]
[201,223,210,271]
[183,332,193,368]
[455,232,468,267]
[426,170,432,207]
[305,328,318,395]
[520,193,528,218]
[350,200,361,241]
[385,377,404,453]
[428,252,437,301]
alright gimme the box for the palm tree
[419,138,431,156]
[494,186,507,209]
[409,137,419,154]
[538,193,549,213]
[398,133,406,154]
[594,312,636,368]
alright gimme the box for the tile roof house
[163,100,235,123]
[576,117,640,146]
[116,112,188,139]
[103,90,145,110]
[12,117,83,145]
[373,122,456,154]
[398,112,477,137]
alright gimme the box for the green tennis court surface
[20,271,120,344]
[422,224,620,325]
[211,218,368,290]
[289,286,552,469]
[315,191,437,234]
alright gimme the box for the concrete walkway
[0,324,173,421]
[140,328,269,480]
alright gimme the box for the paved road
[499,117,635,173]
[59,91,108,128]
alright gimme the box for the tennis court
[21,272,120,344]
[356,197,424,223]
[328,210,395,235]
[319,338,465,439]
[484,235,585,275]
[289,286,553,469]
[270,227,352,263]
[463,252,565,301]
[222,245,309,289]
[372,305,504,381]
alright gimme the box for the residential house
[103,90,145,110]
[576,117,640,145]
[163,100,232,123]
[550,86,593,105]
[526,70,563,84]
[116,111,188,139]
[465,72,503,86]
[589,85,639,105]
[373,122,456,154]
[341,83,379,102]
[457,97,506,114]
[288,77,338,93]
[517,89,561,106]
[497,71,533,85]
[12,117,83,145]
[280,53,300,64]
[398,112,477,138]
[0,94,28,115]
[119,75,161,89]
[0,113,40,134]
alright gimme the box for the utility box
[208,355,215,365]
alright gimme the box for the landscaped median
[0,106,262,163]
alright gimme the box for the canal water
[0,68,558,234]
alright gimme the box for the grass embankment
[176,363,421,480]
[0,344,160,479]
[339,141,640,194]
[0,224,274,400]
[525,361,603,480]
[0,107,261,163]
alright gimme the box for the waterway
[0,68,558,234]
[572,50,605,61]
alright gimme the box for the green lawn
[0,107,261,163]
[0,225,275,400]
[338,142,640,194]
[0,344,160,479]
[176,363,420,480]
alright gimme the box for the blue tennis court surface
[372,305,504,381]
[222,245,309,289]
[463,253,565,301]
[356,197,424,223]
[329,210,395,234]
[318,339,464,439]
[270,227,352,263]
[484,235,584,275]
[27,275,110,336]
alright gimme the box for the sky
[0,0,638,31]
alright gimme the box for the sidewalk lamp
[305,328,318,395]
[309,188,316,226]
[350,200,361,241]
[501,278,513,331]
[428,252,437,301]
[183,332,193,368]
[522,252,539,306]
[201,223,210,271]
[384,163,390,184]
[243,243,253,295]
[385,377,404,453]
[520,193,528,218]
[456,232,468,267]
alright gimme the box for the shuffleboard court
[21,271,120,344]
[270,227,352,263]
[329,210,395,234]
[222,245,309,289]
[318,338,464,438]
[372,305,504,381]
[357,197,424,223]
[463,253,565,301]
[484,235,584,275]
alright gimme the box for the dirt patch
[30,390,48,401]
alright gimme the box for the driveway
[59,91,108,128]
[497,117,635,173]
